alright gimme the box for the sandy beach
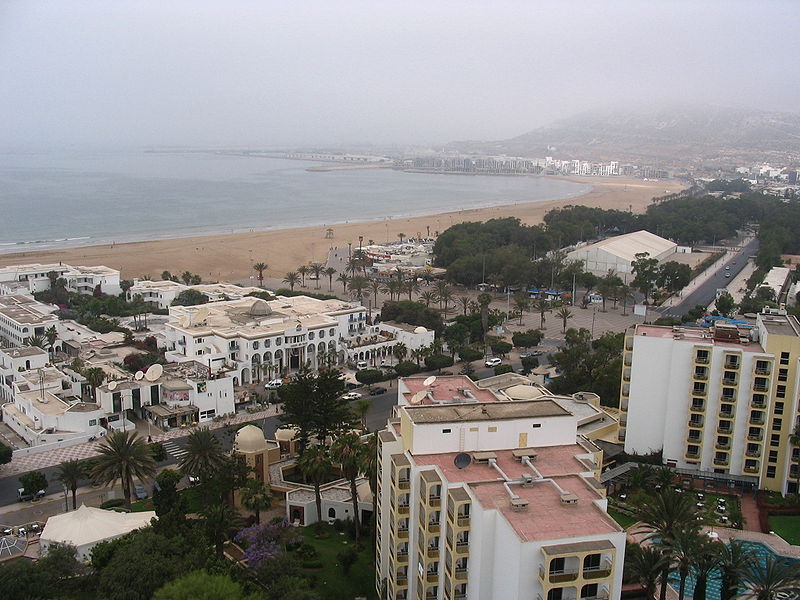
[0,176,684,282]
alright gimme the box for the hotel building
[621,310,800,494]
[376,378,625,600]
[0,263,122,297]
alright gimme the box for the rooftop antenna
[423,375,436,387]
[454,453,472,469]
[194,307,210,326]
[145,363,163,382]
[108,381,118,391]
[410,390,427,404]
[134,371,144,381]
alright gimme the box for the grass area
[769,515,800,545]
[607,507,638,529]
[128,486,206,513]
[298,523,376,600]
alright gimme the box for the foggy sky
[2,0,799,148]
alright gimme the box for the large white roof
[571,230,676,263]
[41,504,155,548]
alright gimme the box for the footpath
[0,404,283,478]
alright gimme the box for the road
[656,238,758,318]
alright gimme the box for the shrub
[494,364,513,375]
[149,443,167,462]
[101,498,125,509]
[394,361,420,377]
[336,547,359,575]
[0,441,11,465]
[457,347,483,362]
[295,543,319,560]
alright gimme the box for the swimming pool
[668,540,798,600]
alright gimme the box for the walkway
[0,404,284,477]
[740,493,761,532]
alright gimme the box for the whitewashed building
[0,295,59,347]
[566,230,677,275]
[0,263,121,296]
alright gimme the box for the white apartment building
[621,311,800,494]
[0,263,121,296]
[0,295,59,347]
[0,346,50,403]
[126,279,264,309]
[163,295,433,385]
[376,396,625,600]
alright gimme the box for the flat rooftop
[3,346,48,359]
[403,399,570,424]
[634,324,764,352]
[759,313,800,337]
[0,296,57,326]
[401,375,498,405]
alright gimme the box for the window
[319,329,325,338]
[253,341,259,350]
[88,419,97,426]
[775,402,784,415]
[771,434,781,447]
[264,338,271,347]
[769,450,779,463]
[328,508,336,518]
[488,426,497,433]
[276,338,282,346]
[781,352,790,366]
[779,368,788,382]
[329,328,335,336]
[767,466,776,478]
[777,385,786,399]
[308,331,314,340]
[773,418,783,431]
[442,428,451,434]
[532,423,541,428]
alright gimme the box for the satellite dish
[108,381,118,391]
[454,453,472,469]
[194,307,209,325]
[410,390,427,404]
[179,316,190,328]
[423,376,436,386]
[134,371,144,380]
[145,363,163,382]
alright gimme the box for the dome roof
[249,299,272,317]
[275,426,299,442]
[413,326,428,334]
[234,424,268,453]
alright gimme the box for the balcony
[694,372,708,381]
[744,465,759,474]
[397,551,409,564]
[426,572,438,583]
[715,442,731,450]
[398,504,410,515]
[722,378,738,387]
[725,360,740,370]
[427,521,441,534]
[429,495,441,507]
[549,569,580,583]
[753,384,768,392]
[685,451,701,460]
[746,448,762,458]
[717,425,733,434]
[750,415,765,425]
[395,575,408,587]
[688,419,704,429]
[719,410,735,420]
[454,541,469,555]
[397,478,410,490]
[747,432,764,442]
[583,565,613,580]
[687,432,702,443]
[454,568,468,582]
[755,366,771,376]
[456,514,470,528]
[751,398,767,409]
[398,528,409,540]
[695,355,710,364]
[623,369,631,381]
[692,387,708,397]
[426,546,439,559]
[713,457,730,466]
[690,403,705,413]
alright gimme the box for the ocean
[0,149,588,254]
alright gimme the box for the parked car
[17,488,46,502]
[369,386,388,396]
[356,361,369,370]
[725,272,731,278]
[265,379,283,390]
[342,391,362,400]
[134,484,149,500]
[484,358,502,367]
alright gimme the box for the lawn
[128,486,205,513]
[769,515,800,545]
[298,523,376,600]
[607,507,638,530]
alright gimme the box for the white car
[342,391,362,400]
[356,361,369,370]
[485,358,502,367]
[265,379,283,390]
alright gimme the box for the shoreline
[0,176,685,282]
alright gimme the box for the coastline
[0,176,685,282]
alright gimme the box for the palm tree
[393,343,408,363]
[90,431,156,508]
[410,348,424,366]
[26,335,45,349]
[620,284,635,316]
[369,281,382,306]
[324,267,337,291]
[349,275,368,301]
[253,262,267,287]
[719,540,758,600]
[653,466,675,490]
[203,503,243,557]
[283,271,300,291]
[83,367,106,401]
[741,555,800,599]
[532,299,549,329]
[439,288,454,319]
[240,478,272,525]
[626,465,655,492]
[397,232,406,243]
[178,427,226,480]
[513,295,529,325]
[405,279,420,301]
[361,432,378,499]
[419,291,436,307]
[625,544,669,600]
[336,272,350,295]
[45,326,58,355]
[56,459,86,510]
[310,263,324,289]
[662,528,703,600]
[691,538,724,600]
[297,264,309,287]
[557,307,573,333]
[458,296,470,315]
[297,444,333,524]
[354,397,371,430]
[331,433,365,540]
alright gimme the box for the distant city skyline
[1,1,799,148]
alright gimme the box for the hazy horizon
[2,0,799,149]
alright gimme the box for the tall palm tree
[324,267,337,292]
[240,478,272,525]
[90,431,156,508]
[203,503,243,557]
[405,279,420,301]
[557,307,573,333]
[661,528,703,600]
[297,444,333,524]
[310,263,324,289]
[719,540,758,600]
[626,465,656,492]
[458,296,470,315]
[419,291,436,307]
[691,538,724,600]
[283,271,300,291]
[392,343,408,363]
[439,288,454,319]
[397,232,406,243]
[369,281,382,306]
[532,299,549,329]
[361,431,378,499]
[253,262,267,287]
[513,296,530,325]
[297,264,309,287]
[178,427,227,480]
[625,544,669,600]
[26,335,45,349]
[331,433,365,539]
[56,459,86,510]
[336,272,350,295]
[348,275,368,301]
[45,326,58,355]
[741,555,800,599]
[354,397,371,430]
[83,367,106,401]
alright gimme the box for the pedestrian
[147,435,152,443]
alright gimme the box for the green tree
[512,329,542,349]
[240,477,272,525]
[0,441,12,466]
[19,470,48,498]
[657,261,692,294]
[741,555,800,600]
[632,252,660,303]
[310,263,324,289]
[297,264,309,287]
[489,341,512,357]
[296,444,333,524]
[171,289,210,306]
[283,271,300,291]
[718,540,757,600]
[45,325,58,354]
[355,369,384,388]
[330,433,365,540]
[178,427,226,481]
[336,272,350,294]
[556,307,573,333]
[253,262,268,287]
[203,502,244,557]
[278,368,352,446]
[154,570,262,600]
[716,292,736,318]
[392,342,408,363]
[625,544,669,600]
[152,468,183,516]
[56,460,86,510]
[324,266,337,292]
[424,353,454,373]
[532,299,549,329]
[90,430,156,508]
[354,397,372,430]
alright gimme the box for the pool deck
[710,527,800,559]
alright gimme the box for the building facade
[621,310,800,494]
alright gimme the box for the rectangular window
[532,423,541,428]
[780,352,790,366]
[779,368,788,382]
[487,426,497,433]
[775,402,785,415]
[442,429,451,434]
[777,385,786,399]
[769,450,779,463]
[88,419,97,426]
[767,466,777,478]
[771,434,781,447]
[773,418,783,431]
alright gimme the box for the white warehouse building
[567,230,677,275]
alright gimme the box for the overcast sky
[2,0,799,148]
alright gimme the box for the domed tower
[233,424,271,483]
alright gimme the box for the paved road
[656,238,759,318]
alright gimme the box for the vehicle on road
[725,272,731,278]
[356,361,369,370]
[485,358,502,367]
[134,484,148,500]
[725,265,730,270]
[265,379,283,390]
[520,350,544,358]
[369,386,388,396]
[188,475,201,486]
[342,391,362,400]
[17,488,46,502]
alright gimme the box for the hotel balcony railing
[693,388,708,397]
[746,449,762,458]
[397,551,409,563]
[744,465,760,474]
[695,355,710,364]
[753,384,769,392]
[751,399,768,409]
[426,546,439,559]
[750,415,765,425]
[722,378,738,387]
[454,541,469,555]
[685,451,701,460]
[398,504,410,515]
[398,528,409,540]
[454,568,468,582]
[583,565,613,580]
[748,432,764,442]
[717,425,733,434]
[548,569,580,583]
[623,370,631,381]
[397,478,410,490]
[395,575,408,587]
[687,432,702,443]
[427,521,441,533]
[429,495,441,507]
[456,514,470,527]
[715,442,731,450]
[720,395,735,403]
[688,420,704,429]
[725,361,740,370]
[690,404,705,413]
[713,457,730,466]
[426,571,439,583]
[719,411,735,420]
[755,367,771,375]
[694,373,708,381]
